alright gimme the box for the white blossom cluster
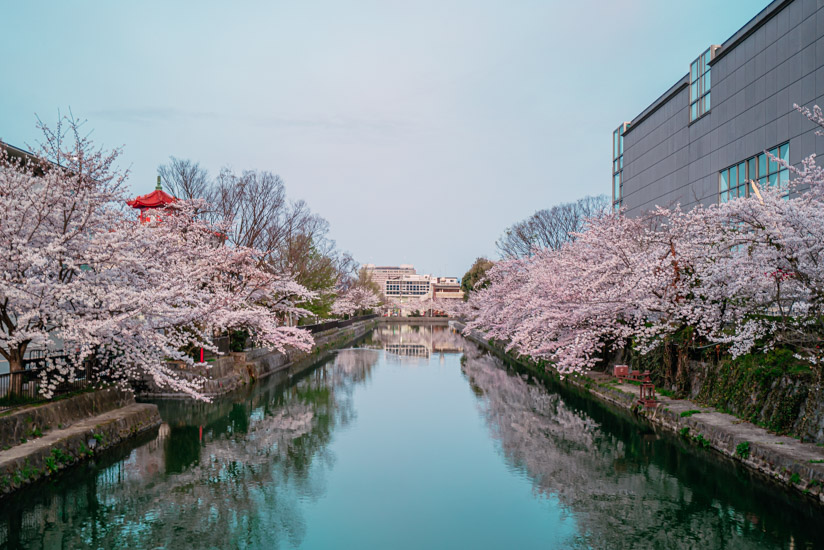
[465,104,824,375]
[0,117,314,400]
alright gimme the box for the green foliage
[230,329,249,352]
[461,257,495,300]
[736,441,750,459]
[679,427,690,438]
[19,460,38,481]
[790,472,801,484]
[44,456,57,474]
[79,442,93,457]
[93,433,104,443]
[51,447,71,463]
[0,393,38,407]
[808,459,824,464]
[680,410,701,417]
[696,348,811,436]
[692,433,711,448]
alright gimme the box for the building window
[719,143,789,202]
[690,47,716,122]
[612,122,628,212]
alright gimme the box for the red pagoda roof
[127,188,177,209]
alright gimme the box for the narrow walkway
[585,371,824,501]
[0,402,160,494]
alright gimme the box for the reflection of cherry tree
[0,351,380,549]
[462,347,796,550]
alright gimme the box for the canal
[0,323,822,549]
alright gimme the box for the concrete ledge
[0,388,134,450]
[0,402,160,496]
[452,321,824,506]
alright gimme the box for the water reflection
[461,346,824,549]
[366,323,465,357]
[1,328,822,549]
[0,349,380,549]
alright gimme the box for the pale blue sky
[1,0,768,278]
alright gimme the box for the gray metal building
[614,0,824,216]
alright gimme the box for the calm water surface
[1,324,822,549]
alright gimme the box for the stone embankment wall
[0,389,160,496]
[452,321,824,506]
[140,319,378,399]
[684,358,823,444]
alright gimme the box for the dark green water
[1,324,822,549]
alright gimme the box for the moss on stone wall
[695,349,812,436]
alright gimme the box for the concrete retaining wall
[0,394,160,496]
[141,319,378,399]
[0,387,133,450]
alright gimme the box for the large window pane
[779,169,789,186]
[730,165,737,185]
[691,81,698,101]
[691,61,698,81]
[704,92,711,112]
[691,102,698,120]
[780,143,789,164]
[738,162,746,183]
[758,153,767,176]
[768,148,778,172]
[748,158,757,180]
[720,170,729,191]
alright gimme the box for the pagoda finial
[156,175,163,190]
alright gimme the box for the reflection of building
[384,343,430,357]
[371,324,465,356]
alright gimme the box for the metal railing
[0,354,102,410]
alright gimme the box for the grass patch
[809,459,824,464]
[692,433,711,448]
[736,441,750,459]
[680,409,702,417]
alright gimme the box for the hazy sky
[1,0,767,278]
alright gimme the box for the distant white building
[363,264,416,292]
[385,274,432,299]
[366,264,462,305]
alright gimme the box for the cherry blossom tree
[331,286,381,317]
[0,116,314,400]
[465,103,824,391]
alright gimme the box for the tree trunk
[8,350,24,397]
[675,341,691,396]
